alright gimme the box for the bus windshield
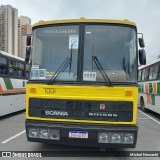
[83,25,137,83]
[31,24,137,83]
[31,25,79,81]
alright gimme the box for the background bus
[138,59,160,114]
[0,50,29,116]
[25,18,146,148]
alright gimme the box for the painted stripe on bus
[0,90,25,93]
[0,92,26,96]
[0,77,26,92]
[139,81,160,94]
[3,77,13,90]
[157,82,160,94]
[138,82,157,105]
[0,84,3,92]
[0,84,25,96]
[0,84,25,93]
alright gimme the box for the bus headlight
[50,129,60,140]
[28,128,38,138]
[98,132,134,144]
[39,128,49,139]
[98,132,109,143]
[110,132,122,143]
[27,127,60,140]
[123,133,134,144]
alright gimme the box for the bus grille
[29,98,133,122]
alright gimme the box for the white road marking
[138,118,150,119]
[1,130,26,144]
[138,110,160,125]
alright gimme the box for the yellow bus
[25,18,146,148]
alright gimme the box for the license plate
[69,131,88,139]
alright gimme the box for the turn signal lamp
[125,90,133,97]
[30,88,37,93]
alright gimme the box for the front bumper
[26,120,138,148]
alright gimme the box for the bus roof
[0,50,24,61]
[32,18,136,28]
[138,59,160,70]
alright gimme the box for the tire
[140,97,147,112]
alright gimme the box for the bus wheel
[140,98,147,112]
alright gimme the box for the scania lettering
[45,110,68,116]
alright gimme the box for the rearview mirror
[139,49,146,65]
[26,35,32,46]
[25,46,31,63]
[139,38,145,48]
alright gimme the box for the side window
[0,55,7,75]
[18,61,25,77]
[149,63,159,80]
[138,70,142,82]
[141,67,149,81]
[9,60,17,76]
[9,59,25,78]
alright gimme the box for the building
[0,4,18,56]
[18,16,32,58]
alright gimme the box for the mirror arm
[138,33,143,39]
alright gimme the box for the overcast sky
[1,0,160,64]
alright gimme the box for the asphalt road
[0,109,160,160]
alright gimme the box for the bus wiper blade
[48,57,71,84]
[92,56,113,86]
[69,45,73,75]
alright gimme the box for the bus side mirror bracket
[138,33,145,48]
[139,49,146,65]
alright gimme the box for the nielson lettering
[45,110,68,116]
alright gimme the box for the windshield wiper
[69,45,73,75]
[47,57,71,84]
[48,46,73,84]
[92,56,113,86]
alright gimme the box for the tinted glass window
[141,68,149,81]
[0,55,7,75]
[9,59,25,77]
[149,63,159,80]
